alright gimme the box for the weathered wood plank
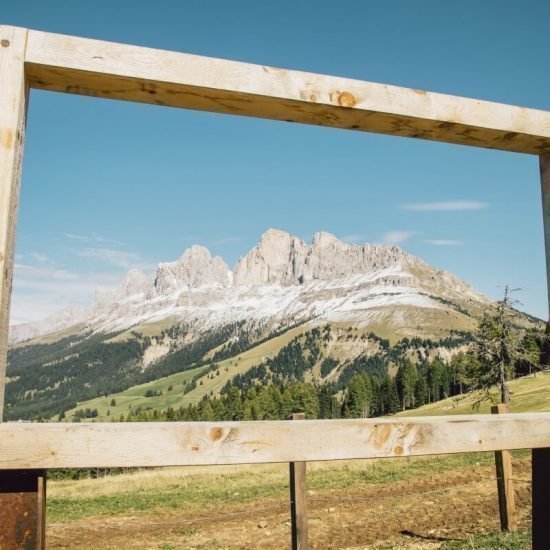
[0,26,28,422]
[289,413,308,550]
[0,414,550,469]
[491,404,517,532]
[23,28,550,154]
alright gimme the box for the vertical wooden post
[0,25,28,422]
[289,413,308,550]
[534,155,550,548]
[491,404,517,532]
[532,448,550,549]
[0,25,43,550]
[0,470,46,549]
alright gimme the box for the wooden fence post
[534,155,550,549]
[0,26,28,422]
[289,413,308,550]
[532,448,550,548]
[491,404,517,532]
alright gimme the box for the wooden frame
[1,24,550,548]
[2,24,550,419]
[2,25,550,416]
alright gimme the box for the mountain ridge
[9,228,488,344]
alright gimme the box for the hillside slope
[400,370,550,416]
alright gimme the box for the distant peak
[312,231,340,246]
[260,228,292,242]
[181,243,212,256]
[123,268,148,281]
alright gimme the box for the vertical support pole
[534,155,550,548]
[289,413,308,550]
[0,25,28,422]
[532,448,550,549]
[491,404,517,531]
[0,470,46,549]
[541,155,550,318]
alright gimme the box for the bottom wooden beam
[532,448,550,549]
[0,469,46,549]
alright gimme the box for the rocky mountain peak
[233,229,308,286]
[233,228,410,286]
[149,245,231,296]
[118,268,149,296]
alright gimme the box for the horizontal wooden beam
[1,413,550,469]
[21,28,550,155]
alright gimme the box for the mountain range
[10,228,490,345]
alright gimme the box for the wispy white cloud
[14,263,79,282]
[401,200,488,211]
[64,232,125,246]
[10,263,121,324]
[30,252,50,263]
[340,234,367,244]
[424,239,464,246]
[382,231,416,244]
[76,247,145,269]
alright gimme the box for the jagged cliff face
[233,229,408,286]
[9,229,490,343]
[149,245,231,297]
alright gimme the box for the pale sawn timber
[1,413,550,469]
[491,404,517,532]
[0,26,28,422]
[22,27,550,155]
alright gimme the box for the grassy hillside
[62,365,206,421]
[400,370,550,416]
[62,323,311,421]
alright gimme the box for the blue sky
[4,0,549,323]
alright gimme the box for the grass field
[46,450,533,548]
[62,365,206,421]
[47,452,509,523]
[401,370,550,416]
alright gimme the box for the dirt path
[46,458,532,549]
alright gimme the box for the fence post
[537,127,550,550]
[491,404,517,532]
[532,448,550,548]
[289,413,308,550]
[0,469,46,549]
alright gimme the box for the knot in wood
[1,39,10,48]
[337,91,356,107]
[210,427,224,442]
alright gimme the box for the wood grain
[289,413,308,550]
[491,404,517,532]
[0,26,28,422]
[23,28,550,154]
[1,414,550,469]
